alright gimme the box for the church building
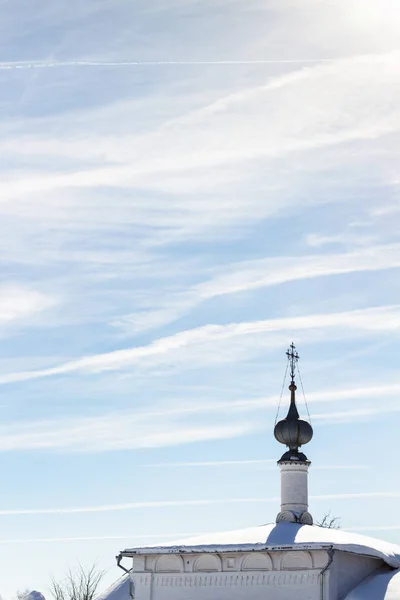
[99,345,400,600]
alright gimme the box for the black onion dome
[274,383,313,452]
[274,417,313,449]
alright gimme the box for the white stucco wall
[129,550,329,600]
[124,548,385,600]
[328,551,383,600]
[135,571,320,600]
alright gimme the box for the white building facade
[100,346,400,600]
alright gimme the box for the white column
[276,461,313,524]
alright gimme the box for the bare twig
[49,564,104,600]
[316,511,341,529]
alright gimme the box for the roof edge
[119,542,400,569]
[120,542,334,556]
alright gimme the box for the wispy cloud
[0,498,270,516]
[0,533,198,544]
[196,244,400,298]
[143,459,277,468]
[312,492,400,501]
[0,304,398,384]
[228,383,400,413]
[0,284,56,326]
[143,459,368,470]
[115,243,400,334]
[0,522,398,543]
[0,59,338,71]
[348,526,400,532]
[0,380,396,453]
[0,491,398,517]
[2,51,400,222]
[0,416,257,453]
[312,406,400,424]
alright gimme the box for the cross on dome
[286,342,299,383]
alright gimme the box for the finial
[274,343,313,459]
[286,342,299,384]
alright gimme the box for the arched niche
[281,551,313,570]
[155,554,183,573]
[241,553,273,571]
[193,554,222,572]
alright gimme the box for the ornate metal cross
[286,342,299,383]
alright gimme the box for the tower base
[276,510,313,525]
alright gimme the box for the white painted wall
[127,549,384,600]
[328,551,383,600]
[147,571,320,600]
[130,550,328,600]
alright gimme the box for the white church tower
[99,344,400,600]
[274,343,313,525]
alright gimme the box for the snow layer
[122,522,400,569]
[24,593,46,600]
[344,569,400,599]
[97,574,129,600]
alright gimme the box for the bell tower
[274,344,314,525]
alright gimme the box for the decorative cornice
[135,571,320,588]
[278,460,310,467]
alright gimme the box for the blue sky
[0,0,400,595]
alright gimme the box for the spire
[274,343,313,457]
[274,344,314,525]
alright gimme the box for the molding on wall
[133,571,320,588]
[147,551,319,574]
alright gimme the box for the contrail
[0,498,274,516]
[0,58,336,71]
[143,459,277,468]
[0,491,396,516]
[348,525,400,532]
[0,533,200,544]
[1,524,398,544]
[142,459,368,469]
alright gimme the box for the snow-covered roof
[121,522,400,569]
[344,568,400,599]
[97,574,129,600]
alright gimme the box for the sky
[0,0,399,595]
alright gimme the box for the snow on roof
[344,568,400,600]
[121,522,400,569]
[97,574,129,600]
